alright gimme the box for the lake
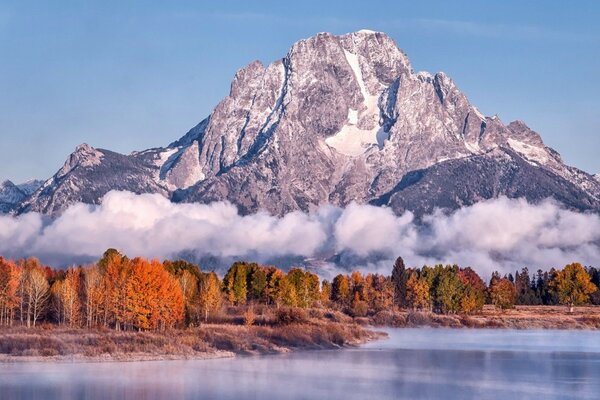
[1,328,599,399]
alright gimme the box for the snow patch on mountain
[507,138,550,165]
[6,30,600,218]
[325,49,385,156]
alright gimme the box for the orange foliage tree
[52,268,83,327]
[0,257,21,326]
[125,258,184,331]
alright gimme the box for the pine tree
[391,257,409,308]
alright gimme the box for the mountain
[0,179,43,213]
[12,30,600,216]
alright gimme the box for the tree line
[0,251,598,331]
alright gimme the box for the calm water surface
[1,328,599,400]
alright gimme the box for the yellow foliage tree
[551,263,597,312]
[83,265,104,328]
[198,272,222,322]
[406,272,430,311]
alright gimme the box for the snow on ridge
[507,138,549,165]
[472,106,486,121]
[325,50,386,157]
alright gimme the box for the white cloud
[0,191,599,278]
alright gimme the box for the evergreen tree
[391,257,409,308]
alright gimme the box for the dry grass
[371,305,600,329]
[0,307,379,361]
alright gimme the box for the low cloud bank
[0,191,599,277]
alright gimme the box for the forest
[0,249,598,331]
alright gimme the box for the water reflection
[1,329,599,400]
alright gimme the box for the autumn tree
[223,262,249,305]
[457,267,486,314]
[81,265,103,328]
[550,263,597,312]
[351,292,369,317]
[489,278,517,311]
[265,268,285,307]
[332,274,351,307]
[198,272,222,322]
[50,279,64,324]
[20,259,50,327]
[405,272,430,311]
[432,265,464,314]
[125,258,184,331]
[321,280,332,306]
[249,264,267,302]
[305,272,321,307]
[368,274,394,312]
[350,271,367,303]
[286,268,320,308]
[101,250,131,330]
[59,268,82,327]
[0,257,21,326]
[178,269,199,323]
[280,276,298,307]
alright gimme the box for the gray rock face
[9,30,600,216]
[18,144,168,215]
[371,148,600,216]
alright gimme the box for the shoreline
[0,350,236,364]
[0,318,383,364]
[1,305,599,364]
[369,305,600,330]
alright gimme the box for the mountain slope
[18,144,168,214]
[0,179,43,213]
[10,30,600,216]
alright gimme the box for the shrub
[407,311,432,326]
[275,307,309,325]
[243,307,256,327]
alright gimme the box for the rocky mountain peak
[0,179,43,212]
[7,30,600,217]
[1,180,16,189]
[57,143,104,178]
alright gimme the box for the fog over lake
[1,328,599,400]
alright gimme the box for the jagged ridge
[9,30,600,217]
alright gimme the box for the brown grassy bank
[0,307,380,362]
[370,305,600,329]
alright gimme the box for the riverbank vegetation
[0,251,599,360]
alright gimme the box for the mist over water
[1,329,599,400]
[0,191,599,277]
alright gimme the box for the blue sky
[1,1,599,182]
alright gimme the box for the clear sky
[1,1,599,183]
